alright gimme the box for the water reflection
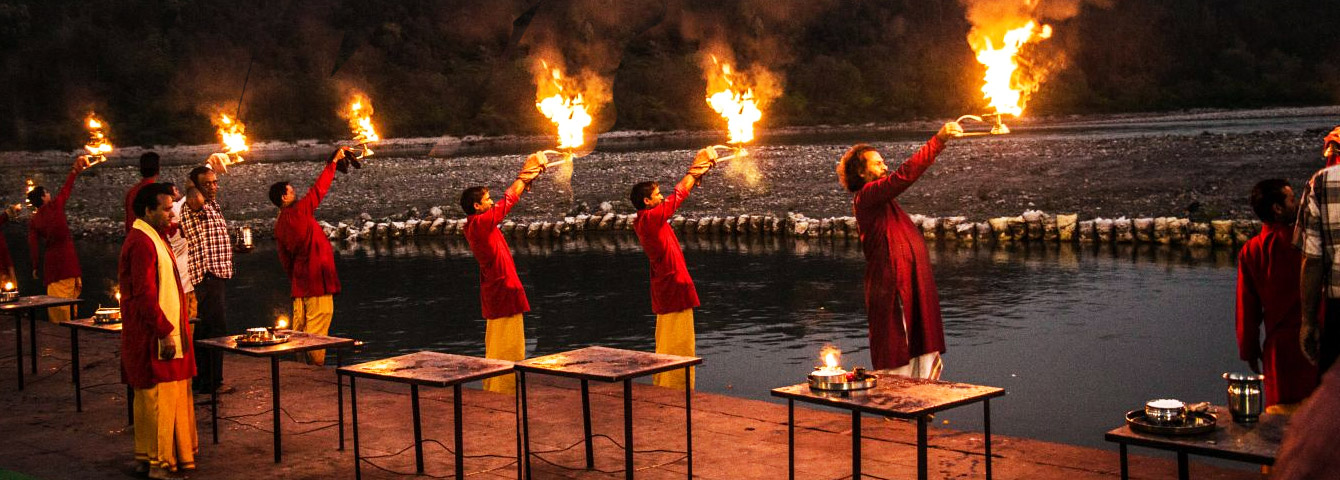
[6,228,1241,450]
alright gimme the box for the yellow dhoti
[483,313,525,394]
[292,295,334,365]
[46,277,81,323]
[183,292,197,323]
[653,308,696,389]
[133,379,198,473]
[887,352,943,380]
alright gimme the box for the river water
[3,228,1245,451]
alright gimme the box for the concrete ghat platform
[0,322,1262,479]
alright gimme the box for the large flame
[213,113,250,158]
[345,93,380,149]
[83,112,114,157]
[972,21,1052,117]
[535,62,593,150]
[705,56,764,145]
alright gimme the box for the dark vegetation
[0,0,1336,151]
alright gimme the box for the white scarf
[132,219,183,359]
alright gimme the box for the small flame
[213,113,250,159]
[706,56,764,145]
[114,288,121,304]
[83,112,114,157]
[3,281,14,292]
[344,93,381,155]
[25,179,34,194]
[535,62,593,150]
[972,21,1052,117]
[276,315,289,330]
[819,345,842,370]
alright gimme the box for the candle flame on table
[705,56,763,145]
[972,21,1052,119]
[3,281,13,292]
[213,113,250,161]
[344,93,380,157]
[113,287,121,304]
[83,112,114,161]
[276,315,289,330]
[535,62,593,151]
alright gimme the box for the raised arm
[857,122,961,207]
[52,158,87,210]
[296,149,343,214]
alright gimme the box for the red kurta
[854,136,946,370]
[0,211,14,278]
[119,226,195,389]
[275,161,340,298]
[28,171,81,285]
[464,191,529,319]
[123,177,155,233]
[1236,222,1319,405]
[634,185,700,314]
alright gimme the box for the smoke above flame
[961,0,1100,116]
[974,21,1052,116]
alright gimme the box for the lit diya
[957,20,1054,137]
[532,61,594,169]
[208,113,249,173]
[704,55,762,165]
[82,112,114,167]
[808,345,878,391]
[93,287,122,323]
[343,92,380,160]
[237,315,291,346]
[0,281,18,303]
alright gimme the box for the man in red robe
[0,204,20,288]
[121,183,197,479]
[27,156,88,323]
[460,153,547,394]
[837,122,961,378]
[269,148,350,365]
[630,148,717,389]
[1237,179,1318,409]
[124,152,160,233]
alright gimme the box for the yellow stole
[132,219,183,359]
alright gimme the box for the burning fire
[3,281,14,292]
[344,93,380,156]
[705,56,763,145]
[213,113,250,160]
[814,345,846,375]
[83,112,114,159]
[972,21,1052,118]
[113,287,121,304]
[275,315,289,330]
[535,62,593,151]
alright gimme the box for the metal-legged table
[339,351,516,480]
[2,295,82,389]
[196,331,358,463]
[1105,406,1283,479]
[514,346,701,480]
[772,372,1004,480]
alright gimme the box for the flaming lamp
[82,113,114,167]
[93,286,122,323]
[807,346,878,391]
[0,281,17,303]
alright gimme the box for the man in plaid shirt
[182,165,234,394]
[1298,126,1340,377]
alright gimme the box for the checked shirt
[181,200,233,285]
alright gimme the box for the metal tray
[1126,409,1217,436]
[808,375,878,391]
[235,334,291,347]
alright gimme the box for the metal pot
[1144,399,1186,425]
[0,290,18,303]
[1223,372,1264,423]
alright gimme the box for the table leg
[984,398,992,480]
[623,379,633,480]
[1177,451,1189,480]
[70,327,81,412]
[917,415,928,480]
[514,373,523,480]
[788,399,795,480]
[454,383,464,480]
[351,376,361,480]
[520,370,531,480]
[28,311,37,374]
[271,357,281,463]
[210,388,218,444]
[337,354,344,451]
[853,410,862,480]
[1118,443,1128,480]
[411,384,424,474]
[14,314,23,389]
[685,365,692,480]
[582,379,594,469]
